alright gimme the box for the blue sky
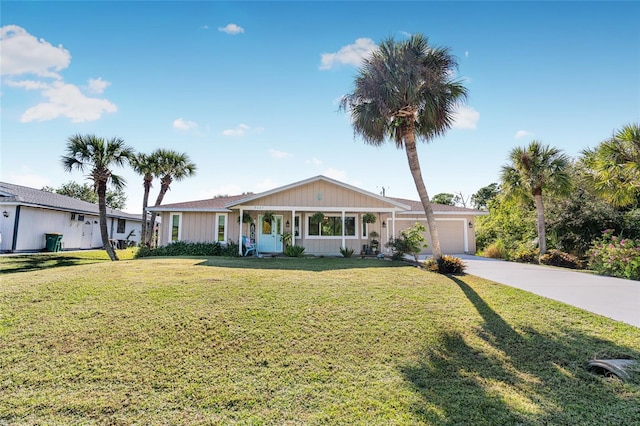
[2,1,639,213]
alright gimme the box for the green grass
[1,254,639,424]
[0,248,138,274]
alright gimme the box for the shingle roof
[387,197,486,215]
[0,181,142,221]
[146,194,248,211]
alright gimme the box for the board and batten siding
[247,181,391,210]
[160,212,242,245]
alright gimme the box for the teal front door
[258,215,283,253]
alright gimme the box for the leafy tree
[340,34,467,261]
[42,181,127,210]
[581,123,640,208]
[471,183,500,210]
[500,141,571,254]
[61,134,134,261]
[432,193,455,205]
[475,194,536,253]
[147,149,197,245]
[131,152,161,246]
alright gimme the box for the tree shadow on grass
[0,255,102,275]
[400,275,640,425]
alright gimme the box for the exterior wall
[247,180,391,210]
[0,205,142,252]
[158,212,242,246]
[389,214,477,254]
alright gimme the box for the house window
[216,214,227,242]
[308,215,356,237]
[77,215,84,222]
[362,221,368,238]
[117,219,126,233]
[294,215,300,237]
[70,213,76,221]
[171,213,181,242]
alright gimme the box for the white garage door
[399,220,465,255]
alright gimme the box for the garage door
[405,220,465,254]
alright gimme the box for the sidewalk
[457,255,639,328]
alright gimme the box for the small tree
[386,222,428,261]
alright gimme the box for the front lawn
[1,256,638,424]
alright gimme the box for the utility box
[45,233,63,252]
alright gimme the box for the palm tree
[146,149,197,245]
[340,34,467,261]
[500,141,571,255]
[61,134,134,261]
[581,123,640,208]
[131,152,161,246]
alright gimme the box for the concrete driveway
[457,255,640,328]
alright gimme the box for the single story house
[147,175,487,256]
[0,182,143,253]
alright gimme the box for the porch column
[291,209,296,247]
[392,211,396,241]
[341,210,346,249]
[238,208,244,256]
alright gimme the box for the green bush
[481,240,508,259]
[284,245,305,257]
[424,255,466,274]
[135,241,242,258]
[587,230,640,280]
[539,249,584,269]
[386,222,428,261]
[512,247,539,264]
[339,246,355,258]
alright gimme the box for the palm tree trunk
[404,134,442,261]
[97,181,119,261]
[146,179,170,246]
[141,176,151,246]
[534,192,546,255]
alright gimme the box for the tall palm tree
[500,141,571,255]
[581,123,640,208]
[131,152,161,246]
[340,34,467,261]
[146,149,197,245]
[61,134,134,261]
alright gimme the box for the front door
[80,220,93,249]
[258,215,283,253]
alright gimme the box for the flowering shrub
[587,230,640,280]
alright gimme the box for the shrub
[135,241,234,258]
[339,246,354,258]
[512,247,539,264]
[424,255,466,274]
[284,245,305,257]
[587,230,640,280]
[481,240,507,259]
[539,249,584,269]
[386,222,428,261]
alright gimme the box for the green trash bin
[45,233,63,252]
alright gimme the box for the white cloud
[254,178,278,193]
[465,51,469,58]
[218,23,244,35]
[323,168,347,181]
[4,79,49,90]
[2,26,117,123]
[306,157,323,166]
[87,77,110,94]
[20,80,117,123]
[173,117,198,131]
[452,106,480,130]
[319,38,377,70]
[514,130,533,139]
[9,170,50,189]
[269,149,292,159]
[222,124,250,137]
[0,25,71,78]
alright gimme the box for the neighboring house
[0,182,142,253]
[147,175,487,256]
